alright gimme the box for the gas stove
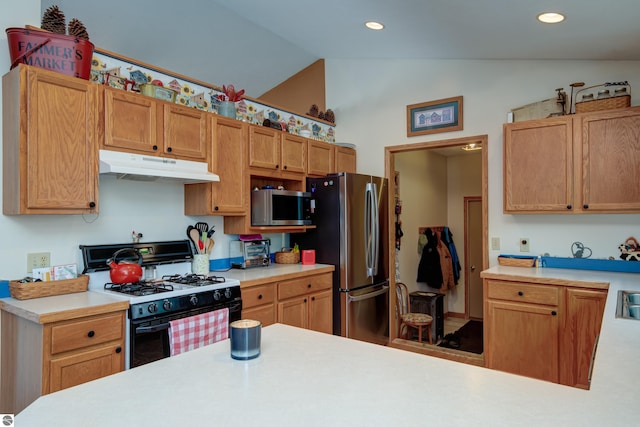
[80,240,243,369]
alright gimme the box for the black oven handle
[136,323,171,334]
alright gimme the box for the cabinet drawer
[50,313,124,355]
[242,304,276,327]
[242,284,276,309]
[486,280,559,306]
[278,273,332,300]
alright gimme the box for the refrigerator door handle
[364,182,377,277]
[371,182,379,276]
[347,285,389,303]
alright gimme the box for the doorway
[386,135,488,365]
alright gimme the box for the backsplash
[91,50,336,143]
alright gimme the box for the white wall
[326,59,640,264]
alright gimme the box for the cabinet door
[307,289,333,334]
[184,116,245,215]
[307,140,335,176]
[486,300,559,383]
[335,146,356,173]
[578,109,640,211]
[281,133,306,174]
[48,344,124,393]
[278,296,308,329]
[21,67,98,213]
[104,88,158,153]
[503,117,573,212]
[560,288,607,389]
[163,103,207,160]
[249,125,280,170]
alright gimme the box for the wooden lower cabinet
[486,299,560,383]
[274,272,333,334]
[484,277,606,389]
[241,283,277,327]
[560,287,607,389]
[1,308,126,414]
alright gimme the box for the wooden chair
[395,282,433,344]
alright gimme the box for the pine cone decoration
[308,104,319,117]
[318,111,325,120]
[41,5,66,35]
[324,109,335,124]
[68,18,90,40]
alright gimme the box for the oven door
[130,300,242,368]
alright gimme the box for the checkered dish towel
[168,308,229,356]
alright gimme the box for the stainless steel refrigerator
[293,172,389,345]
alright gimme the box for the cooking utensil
[189,228,202,253]
[207,227,216,238]
[207,238,215,253]
[106,248,143,284]
[195,222,209,234]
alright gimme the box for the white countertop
[214,263,334,287]
[12,267,640,425]
[0,291,129,323]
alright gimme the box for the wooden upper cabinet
[2,65,98,215]
[577,108,640,212]
[335,146,356,173]
[184,116,246,215]
[248,126,306,175]
[162,103,208,161]
[103,87,207,161]
[280,133,307,174]
[307,140,335,177]
[503,117,573,213]
[103,88,158,153]
[504,107,640,214]
[248,125,280,170]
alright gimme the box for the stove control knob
[189,295,198,306]
[213,290,221,301]
[163,300,172,311]
[148,303,158,313]
[224,288,232,299]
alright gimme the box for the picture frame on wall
[406,96,463,137]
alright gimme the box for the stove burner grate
[162,273,226,287]
[105,281,174,296]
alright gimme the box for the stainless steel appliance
[81,240,241,368]
[293,173,389,345]
[230,239,271,269]
[251,189,312,226]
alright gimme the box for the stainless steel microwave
[251,189,312,226]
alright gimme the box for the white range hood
[99,150,219,183]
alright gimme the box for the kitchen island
[16,310,640,426]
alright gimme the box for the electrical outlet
[27,252,50,273]
[491,237,500,251]
[520,238,530,252]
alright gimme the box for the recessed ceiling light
[365,21,384,30]
[461,143,482,152]
[537,12,565,24]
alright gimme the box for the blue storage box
[0,280,10,298]
[541,256,640,274]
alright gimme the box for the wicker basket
[9,274,89,300]
[497,256,536,268]
[575,95,630,113]
[275,251,300,264]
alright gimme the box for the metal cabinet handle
[87,330,95,338]
[518,291,524,296]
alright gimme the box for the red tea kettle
[107,248,143,284]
